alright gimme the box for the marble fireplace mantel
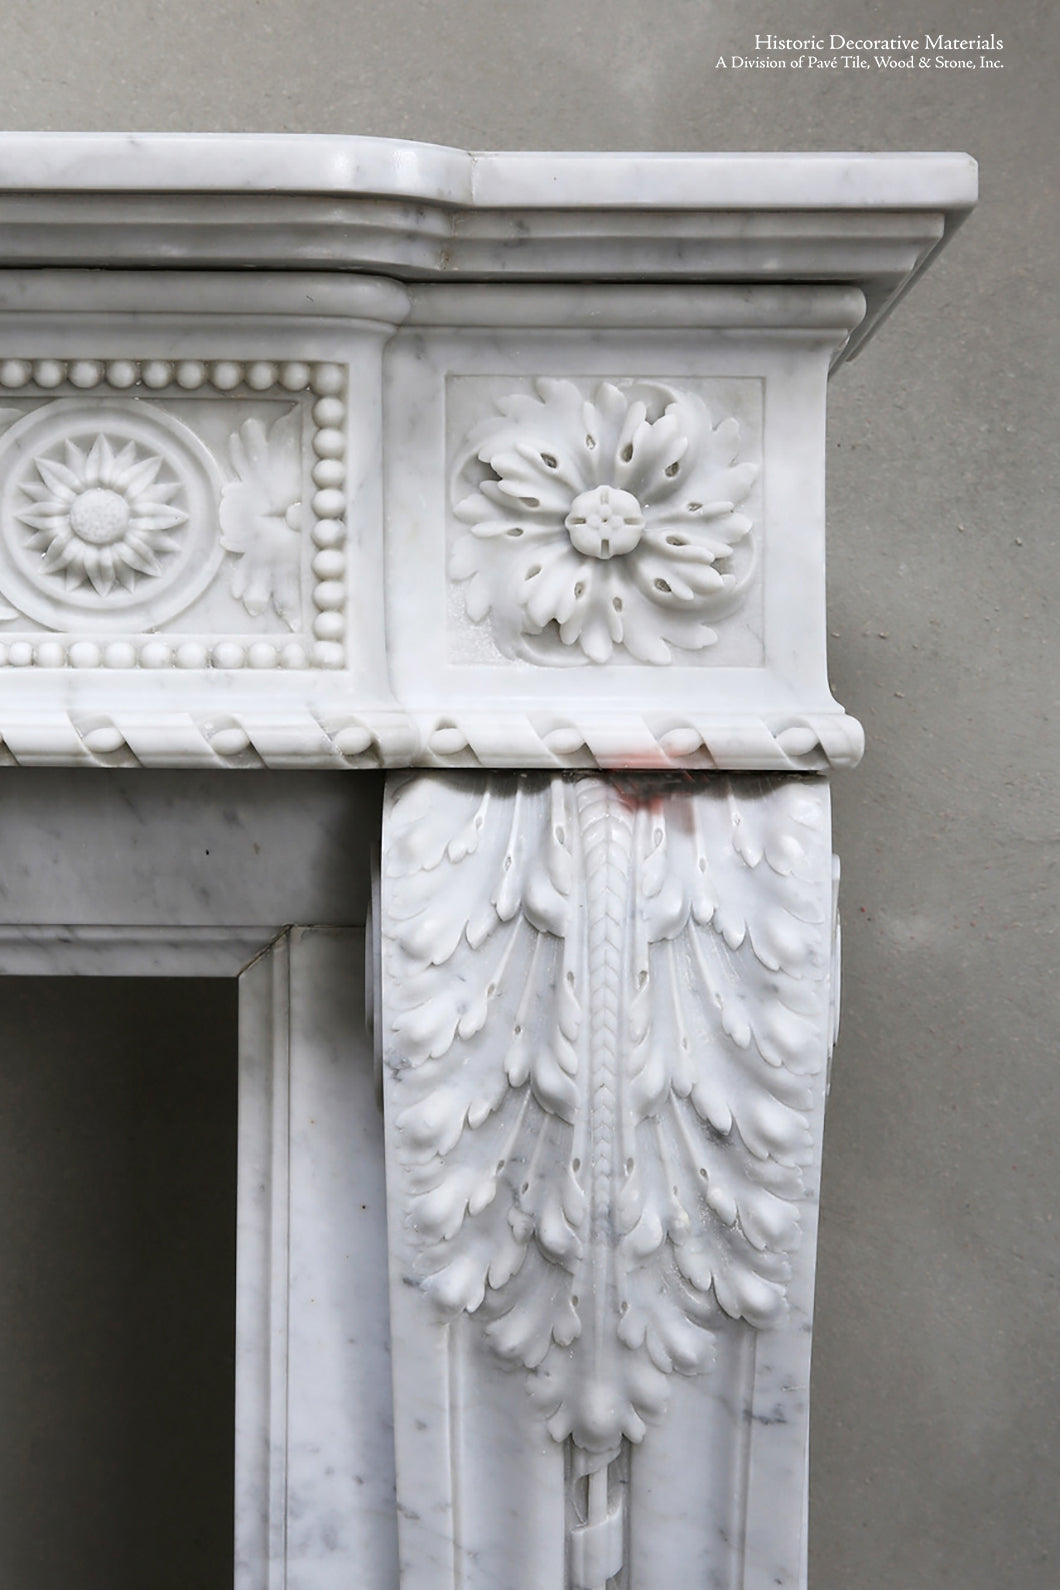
[0,137,976,1590]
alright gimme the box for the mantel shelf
[0,138,976,362]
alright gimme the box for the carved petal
[220,407,303,627]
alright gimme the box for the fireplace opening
[0,976,237,1590]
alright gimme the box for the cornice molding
[0,138,976,362]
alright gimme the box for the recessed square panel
[444,373,765,669]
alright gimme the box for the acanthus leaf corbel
[381,768,835,1585]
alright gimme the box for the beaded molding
[0,358,348,669]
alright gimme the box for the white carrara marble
[0,137,975,1590]
[0,138,975,362]
[0,140,975,771]
[0,787,397,1580]
[238,929,396,1590]
[381,771,837,1590]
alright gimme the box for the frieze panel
[0,280,869,770]
[0,358,348,669]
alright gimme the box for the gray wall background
[0,0,1054,1584]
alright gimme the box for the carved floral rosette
[0,356,349,669]
[450,379,758,666]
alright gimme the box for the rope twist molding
[0,708,865,769]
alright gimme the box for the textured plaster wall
[0,0,1054,1584]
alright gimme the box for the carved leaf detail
[451,380,757,664]
[219,406,303,627]
[383,772,831,1466]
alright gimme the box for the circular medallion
[0,401,225,631]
